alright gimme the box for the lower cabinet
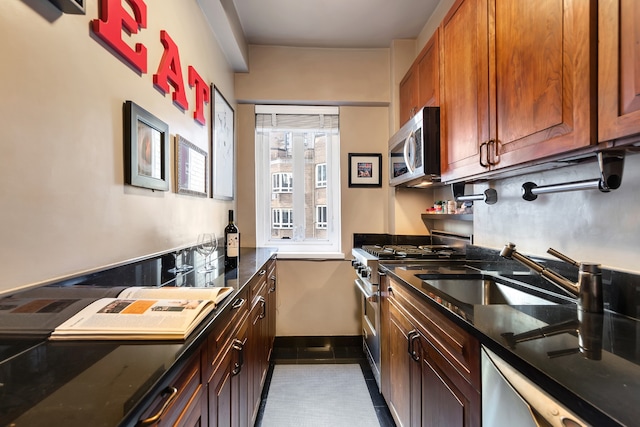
[381,274,480,427]
[137,350,206,427]
[137,258,277,427]
[208,313,250,427]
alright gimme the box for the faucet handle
[547,248,579,267]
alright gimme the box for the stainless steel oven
[352,242,465,390]
[352,248,382,389]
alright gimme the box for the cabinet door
[417,28,440,108]
[386,300,421,427]
[249,295,268,422]
[208,317,249,427]
[400,66,420,125]
[440,0,490,181]
[267,262,277,355]
[492,0,597,167]
[599,0,640,144]
[420,336,480,427]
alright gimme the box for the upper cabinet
[439,0,597,182]
[399,29,440,125]
[598,0,640,145]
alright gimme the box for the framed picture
[211,85,234,200]
[348,153,382,188]
[124,101,170,191]
[176,135,208,197]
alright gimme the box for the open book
[49,286,234,341]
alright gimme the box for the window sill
[275,252,345,260]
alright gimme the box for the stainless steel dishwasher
[481,346,587,427]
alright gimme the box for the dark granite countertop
[381,260,640,427]
[0,247,276,427]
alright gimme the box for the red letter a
[153,31,188,110]
[188,66,210,125]
[92,0,148,73]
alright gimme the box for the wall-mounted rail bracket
[451,182,498,205]
[521,151,625,201]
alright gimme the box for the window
[272,208,293,228]
[316,163,327,188]
[272,172,293,193]
[255,105,341,254]
[316,205,327,229]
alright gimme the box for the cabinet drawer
[137,351,203,426]
[205,286,249,377]
[389,278,480,389]
[249,267,269,304]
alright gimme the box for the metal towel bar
[452,182,498,205]
[521,151,625,201]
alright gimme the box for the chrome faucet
[500,243,603,313]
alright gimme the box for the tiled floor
[254,336,396,427]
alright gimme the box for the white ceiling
[233,0,441,48]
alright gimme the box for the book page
[50,298,213,337]
[118,286,233,305]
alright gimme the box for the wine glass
[169,249,191,274]
[197,233,216,273]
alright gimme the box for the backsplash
[472,152,640,274]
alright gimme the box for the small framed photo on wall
[124,101,170,191]
[348,153,382,188]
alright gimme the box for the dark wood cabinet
[440,0,597,182]
[381,274,480,427]
[399,29,440,126]
[137,351,206,427]
[400,65,420,126]
[248,263,272,423]
[598,0,640,146]
[207,312,250,427]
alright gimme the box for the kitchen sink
[416,275,561,307]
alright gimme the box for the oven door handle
[355,278,378,303]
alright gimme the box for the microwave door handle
[403,131,416,173]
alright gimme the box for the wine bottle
[224,210,239,271]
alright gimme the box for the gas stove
[360,244,462,260]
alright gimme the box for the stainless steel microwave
[389,106,441,187]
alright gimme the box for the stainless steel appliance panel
[481,346,587,427]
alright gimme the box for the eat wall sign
[92,0,210,125]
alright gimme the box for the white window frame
[315,163,327,188]
[316,205,327,229]
[272,172,293,193]
[255,105,342,256]
[272,208,293,229]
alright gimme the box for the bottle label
[227,233,239,257]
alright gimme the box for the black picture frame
[124,101,170,191]
[176,135,208,197]
[348,153,382,188]
[48,0,85,14]
[211,85,235,200]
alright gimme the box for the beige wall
[235,45,390,104]
[1,1,235,294]
[235,46,391,336]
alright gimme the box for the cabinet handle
[407,330,420,362]
[268,275,277,293]
[231,337,247,376]
[258,269,267,276]
[231,298,246,310]
[479,142,489,167]
[487,139,500,165]
[136,386,178,426]
[259,296,266,319]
